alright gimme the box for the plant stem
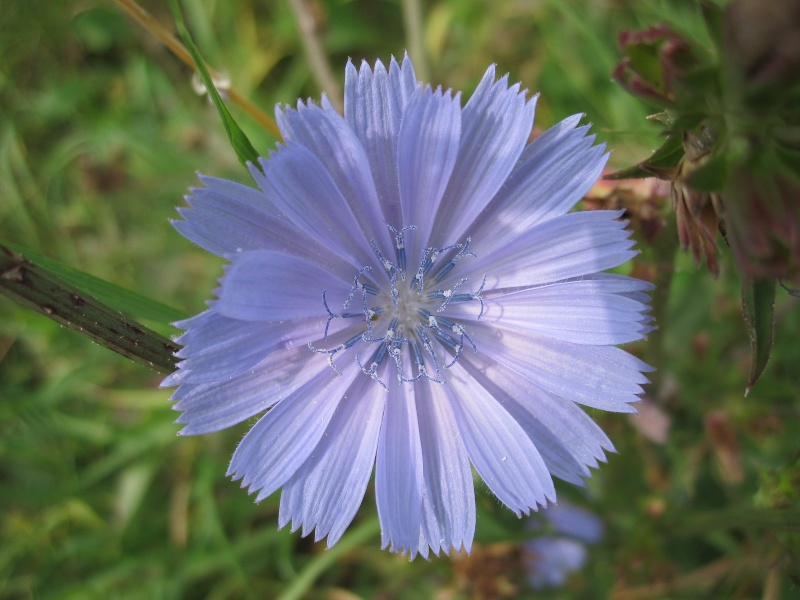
[113,0,281,139]
[0,244,179,373]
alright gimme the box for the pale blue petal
[227,367,358,502]
[476,286,652,345]
[250,145,378,269]
[523,272,655,295]
[447,362,556,515]
[170,343,328,435]
[623,290,655,304]
[460,210,636,290]
[172,176,288,254]
[467,115,608,255]
[344,56,418,226]
[276,99,390,251]
[469,322,650,412]
[169,310,325,384]
[376,376,424,556]
[397,86,462,263]
[415,381,475,556]
[536,274,654,314]
[214,250,351,322]
[392,54,418,105]
[526,537,588,588]
[278,375,384,547]
[175,174,357,281]
[545,504,604,543]
[433,66,537,245]
[458,352,614,484]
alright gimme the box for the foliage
[1,1,798,598]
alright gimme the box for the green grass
[1,1,798,598]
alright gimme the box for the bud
[672,126,725,276]
[723,156,800,283]
[720,0,800,281]
[613,9,800,283]
[613,25,698,107]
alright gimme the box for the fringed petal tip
[380,539,473,561]
[159,371,181,388]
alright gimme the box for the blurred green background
[1,0,798,598]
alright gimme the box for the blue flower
[525,503,604,589]
[164,55,653,558]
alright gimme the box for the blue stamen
[414,243,462,293]
[385,222,417,273]
[418,328,443,377]
[314,231,486,386]
[371,237,401,279]
[308,341,344,375]
[428,277,469,312]
[344,332,364,349]
[434,237,476,283]
[321,290,339,340]
[356,351,388,390]
[432,274,487,318]
[401,332,444,384]
[344,266,374,309]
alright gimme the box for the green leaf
[606,133,684,180]
[169,0,262,170]
[625,39,668,96]
[741,277,776,396]
[2,240,187,324]
[0,244,179,374]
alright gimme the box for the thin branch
[113,0,281,139]
[288,0,343,112]
[401,0,429,81]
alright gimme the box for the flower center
[309,223,486,389]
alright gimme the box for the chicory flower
[525,503,604,588]
[164,55,653,558]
